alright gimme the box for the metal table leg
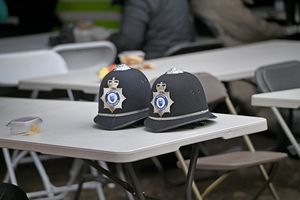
[185,143,201,200]
[84,160,159,200]
[272,107,300,157]
[123,163,146,200]
[116,164,135,200]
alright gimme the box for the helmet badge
[101,77,126,113]
[151,82,174,117]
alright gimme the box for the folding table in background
[252,88,300,157]
[18,40,300,99]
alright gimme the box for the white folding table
[0,33,52,54]
[252,88,300,109]
[252,88,300,156]
[18,40,300,97]
[0,97,267,200]
[19,66,101,100]
[146,40,300,82]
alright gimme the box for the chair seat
[181,151,287,171]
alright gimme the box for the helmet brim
[94,109,148,130]
[144,112,216,133]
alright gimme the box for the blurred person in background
[5,0,62,35]
[191,0,285,46]
[109,0,194,59]
[191,0,294,142]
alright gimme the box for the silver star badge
[101,77,126,113]
[151,82,174,117]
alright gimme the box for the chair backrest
[255,60,300,93]
[53,41,116,70]
[0,50,68,86]
[194,72,256,152]
[194,72,228,104]
[150,72,227,103]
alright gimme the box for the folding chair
[0,50,106,199]
[0,50,68,86]
[255,60,300,157]
[177,73,287,200]
[53,41,116,70]
[0,49,71,100]
[0,50,67,198]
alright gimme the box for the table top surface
[146,40,300,81]
[0,98,267,163]
[18,40,300,94]
[19,66,100,94]
[0,33,52,54]
[251,88,300,109]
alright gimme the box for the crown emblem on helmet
[156,82,166,92]
[107,77,119,89]
[101,77,126,113]
[151,82,174,117]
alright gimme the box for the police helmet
[94,64,151,130]
[144,68,216,132]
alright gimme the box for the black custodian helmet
[144,68,216,132]
[94,64,151,130]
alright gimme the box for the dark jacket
[109,0,194,59]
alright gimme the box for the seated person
[109,0,195,59]
[191,0,285,46]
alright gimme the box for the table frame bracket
[84,160,159,200]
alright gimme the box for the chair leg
[122,163,146,200]
[116,163,135,200]
[252,162,279,200]
[2,148,18,185]
[201,172,232,199]
[74,164,88,200]
[31,90,39,98]
[30,151,55,198]
[257,164,280,200]
[3,150,28,183]
[90,166,106,200]
[272,107,300,157]
[175,151,203,200]
[227,98,281,199]
[74,163,109,200]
